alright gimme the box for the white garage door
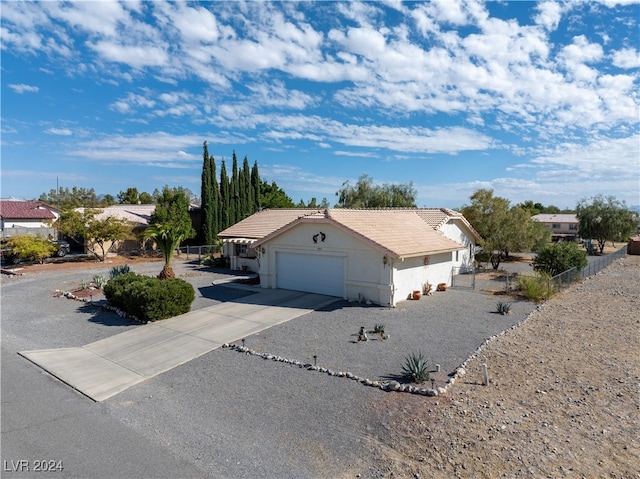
[276,252,345,297]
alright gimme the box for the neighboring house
[0,199,59,239]
[532,214,579,241]
[219,208,481,307]
[75,204,156,255]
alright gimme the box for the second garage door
[276,252,345,297]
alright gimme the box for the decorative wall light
[383,255,388,266]
[312,231,326,244]
[424,256,430,266]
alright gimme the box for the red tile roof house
[218,208,482,307]
[0,200,59,239]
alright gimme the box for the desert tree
[576,195,637,254]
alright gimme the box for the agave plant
[110,264,131,279]
[402,352,430,383]
[496,301,512,315]
[373,323,385,335]
[92,274,108,289]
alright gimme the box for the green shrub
[103,272,139,309]
[402,352,430,383]
[373,323,385,335]
[533,241,588,276]
[517,273,552,302]
[4,234,58,264]
[109,264,131,279]
[104,272,194,321]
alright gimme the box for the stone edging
[222,343,443,397]
[223,302,554,398]
[54,289,145,323]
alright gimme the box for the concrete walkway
[19,289,338,402]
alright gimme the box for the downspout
[390,258,395,307]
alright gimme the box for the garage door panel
[276,252,344,297]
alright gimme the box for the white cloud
[89,41,168,68]
[534,1,563,31]
[8,83,39,94]
[611,47,640,68]
[110,93,156,114]
[333,151,378,158]
[45,127,73,136]
[530,134,639,179]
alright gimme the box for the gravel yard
[2,251,637,478]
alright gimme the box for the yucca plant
[402,352,430,383]
[373,323,385,335]
[496,301,512,315]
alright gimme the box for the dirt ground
[367,254,640,478]
[5,247,637,478]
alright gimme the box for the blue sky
[1,0,639,210]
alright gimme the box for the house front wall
[259,222,393,305]
[392,252,454,302]
[438,221,475,272]
[223,241,259,272]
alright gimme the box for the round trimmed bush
[103,273,195,322]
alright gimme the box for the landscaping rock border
[222,342,441,397]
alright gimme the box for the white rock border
[54,289,146,323]
[222,343,440,397]
[222,302,555,397]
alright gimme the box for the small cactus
[373,323,385,335]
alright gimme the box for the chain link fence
[517,245,628,297]
[176,244,222,261]
[451,266,476,289]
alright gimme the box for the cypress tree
[219,159,230,229]
[230,152,239,224]
[201,142,214,246]
[211,156,219,237]
[251,161,261,212]
[242,156,253,218]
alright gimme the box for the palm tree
[143,188,195,279]
[143,222,185,279]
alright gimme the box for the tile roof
[0,200,56,220]
[252,208,464,258]
[218,209,323,240]
[532,214,578,223]
[76,204,156,227]
[326,209,463,257]
[415,208,482,242]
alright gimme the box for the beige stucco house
[532,214,579,241]
[75,204,157,255]
[219,208,481,306]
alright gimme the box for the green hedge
[104,272,195,322]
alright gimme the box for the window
[455,250,459,261]
[552,224,561,229]
[569,224,578,231]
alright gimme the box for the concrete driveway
[19,288,338,402]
